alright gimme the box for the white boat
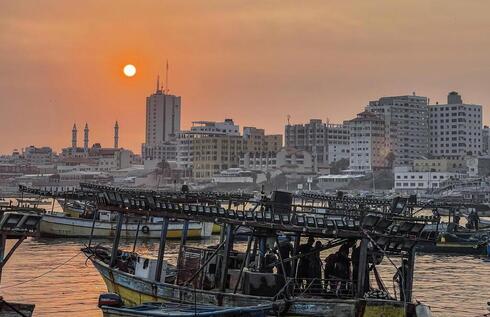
[40,211,213,239]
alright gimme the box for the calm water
[1,237,489,317]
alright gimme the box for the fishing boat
[418,210,490,255]
[21,184,438,317]
[0,206,42,317]
[40,209,213,239]
[98,298,273,317]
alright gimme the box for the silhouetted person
[263,249,277,273]
[276,236,293,277]
[297,236,315,287]
[310,241,323,292]
[331,244,351,294]
[394,259,409,302]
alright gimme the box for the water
[2,237,489,317]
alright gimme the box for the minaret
[114,121,119,148]
[71,123,77,151]
[84,123,89,153]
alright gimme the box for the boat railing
[272,277,355,300]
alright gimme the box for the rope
[0,251,82,290]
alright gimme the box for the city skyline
[3,1,490,153]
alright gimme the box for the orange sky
[2,0,490,154]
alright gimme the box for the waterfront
[0,236,489,317]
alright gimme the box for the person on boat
[332,244,351,294]
[310,241,323,293]
[276,236,293,277]
[324,251,336,292]
[394,259,409,302]
[263,249,278,273]
[325,243,351,294]
[297,236,315,287]
[468,211,480,230]
[453,212,461,225]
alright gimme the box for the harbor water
[1,237,490,317]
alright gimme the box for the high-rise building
[429,92,482,157]
[145,80,181,146]
[284,119,349,166]
[366,94,429,167]
[142,80,181,162]
[346,111,386,171]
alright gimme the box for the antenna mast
[165,60,169,93]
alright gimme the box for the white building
[190,119,239,135]
[394,168,466,192]
[366,94,429,167]
[346,111,386,171]
[429,91,482,158]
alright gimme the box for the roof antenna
[287,114,291,125]
[165,60,169,93]
[156,74,160,93]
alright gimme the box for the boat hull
[90,257,421,317]
[40,214,213,239]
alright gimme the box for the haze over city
[2,0,490,153]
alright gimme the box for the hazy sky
[2,0,490,154]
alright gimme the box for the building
[394,167,466,192]
[191,134,245,178]
[346,111,386,171]
[142,80,181,161]
[190,119,239,136]
[326,124,350,163]
[366,94,429,167]
[239,148,313,174]
[285,119,349,167]
[243,127,282,153]
[142,142,178,163]
[24,146,54,165]
[285,119,327,166]
[59,123,136,172]
[176,119,283,178]
[176,119,242,173]
[483,126,490,155]
[429,92,482,158]
[412,158,467,173]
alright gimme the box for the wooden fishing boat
[100,301,272,317]
[40,212,213,239]
[22,184,438,317]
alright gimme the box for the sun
[123,64,136,77]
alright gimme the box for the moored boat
[99,298,273,317]
[21,184,438,316]
[40,212,213,239]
